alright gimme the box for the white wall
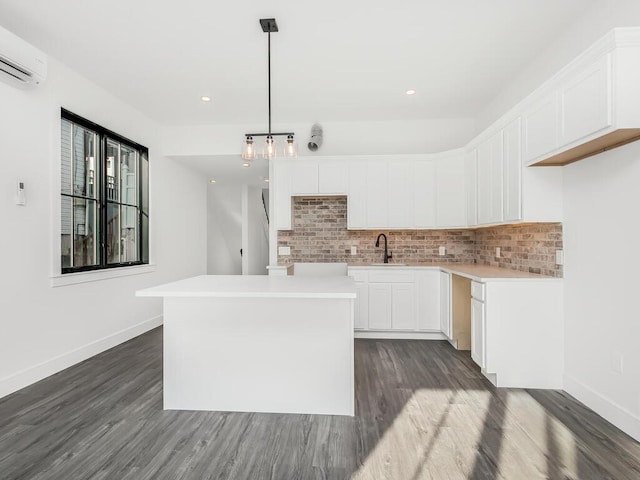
[477,0,640,132]
[0,58,207,398]
[162,118,476,157]
[242,185,269,275]
[207,184,242,274]
[563,141,640,441]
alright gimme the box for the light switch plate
[439,246,446,256]
[351,246,357,255]
[278,246,291,256]
[556,250,564,265]
[495,247,501,258]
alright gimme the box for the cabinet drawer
[471,281,485,301]
[368,270,415,283]
[348,270,368,282]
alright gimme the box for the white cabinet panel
[388,161,414,228]
[471,297,485,368]
[503,118,522,222]
[272,160,292,230]
[290,160,318,195]
[489,132,504,224]
[436,154,466,227]
[416,270,440,331]
[366,162,388,228]
[523,93,559,164]
[560,54,612,146]
[347,161,367,229]
[477,131,503,225]
[368,283,392,330]
[318,161,347,194]
[354,283,369,330]
[439,272,451,338]
[391,283,416,330]
[414,159,437,228]
[464,150,477,227]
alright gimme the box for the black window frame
[61,108,149,274]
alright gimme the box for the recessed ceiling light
[263,178,270,183]
[405,89,416,95]
[209,178,217,183]
[242,162,251,168]
[201,96,212,102]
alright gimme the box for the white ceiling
[0,0,596,127]
[170,155,269,186]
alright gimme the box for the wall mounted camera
[307,124,323,151]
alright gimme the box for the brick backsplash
[277,196,563,277]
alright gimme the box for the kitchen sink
[370,263,407,266]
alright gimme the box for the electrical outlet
[278,246,291,256]
[351,246,357,256]
[439,246,446,256]
[556,250,564,265]
[495,247,501,258]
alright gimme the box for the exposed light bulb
[242,136,256,160]
[264,135,275,159]
[285,135,297,157]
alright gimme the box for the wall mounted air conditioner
[0,25,47,87]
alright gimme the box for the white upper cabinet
[318,160,348,194]
[365,161,389,228]
[523,93,559,164]
[560,54,612,146]
[464,150,477,227]
[503,117,523,222]
[413,159,437,228]
[436,153,466,227]
[477,131,503,225]
[388,161,414,229]
[290,159,319,195]
[347,160,367,229]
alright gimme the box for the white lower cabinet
[354,282,369,330]
[368,283,392,330]
[470,297,485,368]
[391,283,416,329]
[439,271,452,338]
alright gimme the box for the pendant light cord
[268,31,271,135]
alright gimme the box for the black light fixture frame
[244,18,294,141]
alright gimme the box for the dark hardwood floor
[1,327,639,479]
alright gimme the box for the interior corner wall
[242,185,269,275]
[0,57,207,399]
[207,184,242,275]
[476,0,640,132]
[563,140,640,441]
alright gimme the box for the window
[61,109,149,273]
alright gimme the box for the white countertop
[136,275,357,299]
[346,263,561,282]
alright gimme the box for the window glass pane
[61,119,72,195]
[141,153,149,214]
[107,202,120,264]
[141,212,149,264]
[73,125,98,198]
[61,195,73,268]
[120,145,137,206]
[121,205,139,262]
[106,140,119,202]
[72,198,99,268]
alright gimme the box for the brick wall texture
[277,196,563,277]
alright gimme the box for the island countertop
[136,275,357,299]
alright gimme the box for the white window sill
[50,264,157,287]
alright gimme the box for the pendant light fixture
[242,18,296,162]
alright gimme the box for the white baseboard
[0,315,163,400]
[564,374,640,442]
[354,331,447,340]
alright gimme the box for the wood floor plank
[1,329,639,480]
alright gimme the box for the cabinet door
[416,270,440,331]
[290,160,318,195]
[439,272,451,338]
[388,161,414,228]
[391,283,416,330]
[503,118,522,222]
[436,154,466,227]
[414,159,437,228]
[272,160,292,230]
[366,162,388,228]
[560,54,612,146]
[318,160,347,194]
[368,283,392,330]
[354,283,369,330]
[471,298,486,368]
[347,161,367,229]
[477,132,503,224]
[465,150,477,227]
[523,93,559,164]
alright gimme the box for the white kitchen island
[136,275,356,416]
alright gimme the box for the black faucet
[375,233,392,263]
